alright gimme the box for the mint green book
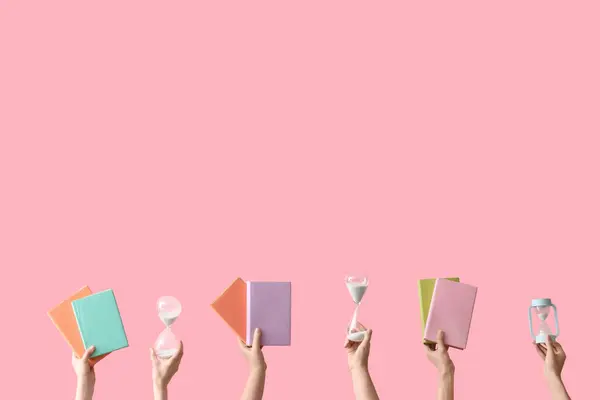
[72,289,129,357]
[418,278,460,334]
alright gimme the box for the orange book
[211,277,247,343]
[47,286,109,365]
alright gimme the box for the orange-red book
[47,286,109,365]
[211,277,247,343]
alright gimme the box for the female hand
[238,328,267,372]
[150,341,184,390]
[535,336,567,378]
[72,345,96,384]
[425,330,455,375]
[345,327,373,372]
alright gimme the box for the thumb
[252,328,262,349]
[82,345,96,361]
[545,336,555,358]
[436,330,447,351]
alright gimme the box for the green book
[418,277,460,333]
[72,289,129,357]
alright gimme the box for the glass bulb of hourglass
[345,276,368,304]
[155,328,179,358]
[157,296,182,327]
[347,321,367,342]
[535,305,549,320]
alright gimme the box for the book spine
[246,281,252,344]
[418,281,426,332]
[287,283,292,345]
[71,302,87,350]
[423,279,440,341]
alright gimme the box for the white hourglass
[154,296,182,358]
[346,276,369,342]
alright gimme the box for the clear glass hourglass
[529,298,559,344]
[346,276,369,342]
[154,296,182,358]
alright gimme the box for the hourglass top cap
[531,298,552,307]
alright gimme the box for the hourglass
[529,298,559,344]
[154,296,182,358]
[346,276,369,342]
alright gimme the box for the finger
[150,347,158,361]
[252,328,262,349]
[346,341,358,351]
[553,341,565,354]
[536,343,547,356]
[82,345,96,361]
[424,341,436,352]
[359,329,372,348]
[238,338,249,350]
[436,330,447,351]
[535,343,546,358]
[545,335,555,352]
[174,341,184,360]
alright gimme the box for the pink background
[1,1,599,399]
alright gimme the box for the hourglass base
[535,333,556,344]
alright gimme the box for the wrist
[153,383,167,400]
[350,365,369,375]
[153,379,168,391]
[77,376,95,388]
[250,364,267,375]
[545,372,563,384]
[438,366,455,378]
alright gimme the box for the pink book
[246,281,291,346]
[424,279,477,350]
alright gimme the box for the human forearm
[546,374,570,400]
[75,378,94,400]
[153,382,168,400]
[437,370,454,400]
[350,367,379,400]
[241,367,266,400]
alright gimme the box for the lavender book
[246,281,291,346]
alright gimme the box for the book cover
[210,277,247,342]
[418,277,460,332]
[71,289,129,357]
[247,281,291,346]
[47,286,109,365]
[424,279,477,350]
